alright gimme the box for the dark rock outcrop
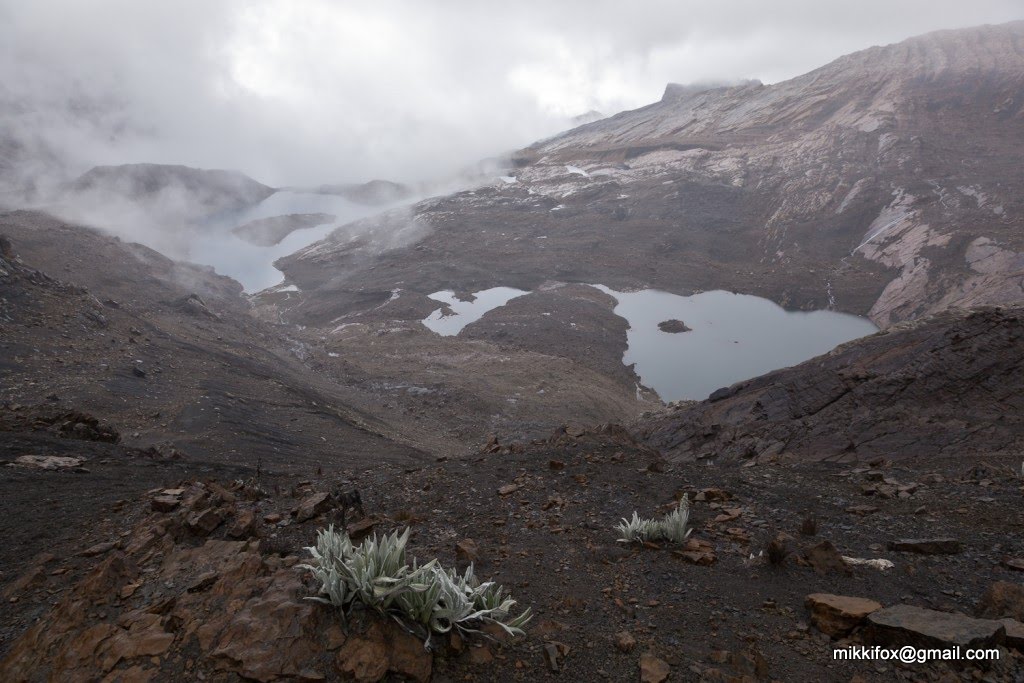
[657,319,691,333]
[636,307,1024,463]
[805,594,882,637]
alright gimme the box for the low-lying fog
[195,191,409,292]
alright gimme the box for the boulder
[673,537,716,565]
[186,509,224,536]
[228,508,257,539]
[976,581,1024,621]
[805,594,883,637]
[543,642,570,672]
[887,538,962,554]
[804,540,851,575]
[294,492,333,523]
[614,630,637,653]
[346,516,379,541]
[455,539,479,564]
[1000,619,1024,651]
[639,653,670,683]
[657,319,691,333]
[866,605,1005,649]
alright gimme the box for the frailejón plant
[300,526,531,643]
[615,497,692,544]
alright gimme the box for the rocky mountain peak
[660,80,762,104]
[816,20,1024,83]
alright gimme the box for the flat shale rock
[888,538,963,555]
[866,605,1006,649]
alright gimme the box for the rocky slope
[1,426,1023,681]
[0,210,425,467]
[274,21,1024,331]
[635,306,1024,463]
[0,209,647,458]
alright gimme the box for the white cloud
[0,0,1020,188]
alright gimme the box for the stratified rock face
[277,22,1024,330]
[635,306,1024,463]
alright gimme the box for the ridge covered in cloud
[0,0,1021,190]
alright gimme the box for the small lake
[595,286,877,401]
[422,288,529,335]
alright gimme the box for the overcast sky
[1,1,1021,187]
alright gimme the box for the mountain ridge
[273,20,1024,330]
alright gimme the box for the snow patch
[835,178,867,214]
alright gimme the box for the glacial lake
[594,286,877,402]
[422,288,529,335]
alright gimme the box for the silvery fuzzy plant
[615,497,692,544]
[300,526,531,645]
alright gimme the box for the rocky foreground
[1,422,1023,681]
